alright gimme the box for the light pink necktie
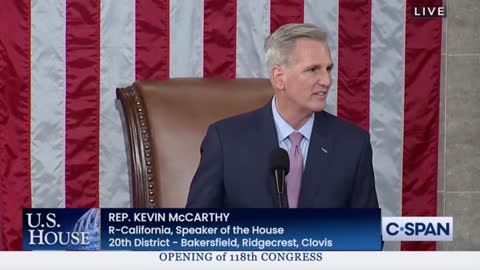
[287,132,303,208]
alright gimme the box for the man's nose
[318,70,332,88]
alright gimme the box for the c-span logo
[382,217,453,241]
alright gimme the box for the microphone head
[269,148,290,175]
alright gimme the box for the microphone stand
[274,170,285,208]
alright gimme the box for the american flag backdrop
[0,0,442,251]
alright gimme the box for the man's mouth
[313,92,327,96]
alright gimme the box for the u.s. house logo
[23,208,100,250]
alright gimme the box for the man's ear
[271,65,285,90]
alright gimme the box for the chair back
[117,79,274,207]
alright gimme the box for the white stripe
[169,0,204,78]
[99,0,135,207]
[236,0,270,78]
[370,0,405,251]
[304,0,338,115]
[4,252,480,269]
[30,0,66,208]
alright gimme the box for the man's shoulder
[321,111,370,141]
[210,105,265,131]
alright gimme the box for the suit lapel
[298,111,333,208]
[254,99,288,207]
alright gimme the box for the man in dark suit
[186,23,378,208]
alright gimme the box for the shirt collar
[271,96,314,143]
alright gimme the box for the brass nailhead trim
[132,88,156,205]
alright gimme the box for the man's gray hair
[264,23,327,69]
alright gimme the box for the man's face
[274,38,333,116]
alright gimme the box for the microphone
[269,148,290,208]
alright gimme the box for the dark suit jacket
[186,100,379,208]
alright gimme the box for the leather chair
[116,79,274,208]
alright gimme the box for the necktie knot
[289,132,303,147]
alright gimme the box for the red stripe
[337,0,372,131]
[135,0,169,80]
[65,0,100,208]
[203,0,236,78]
[270,0,304,33]
[401,0,442,251]
[0,0,31,250]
